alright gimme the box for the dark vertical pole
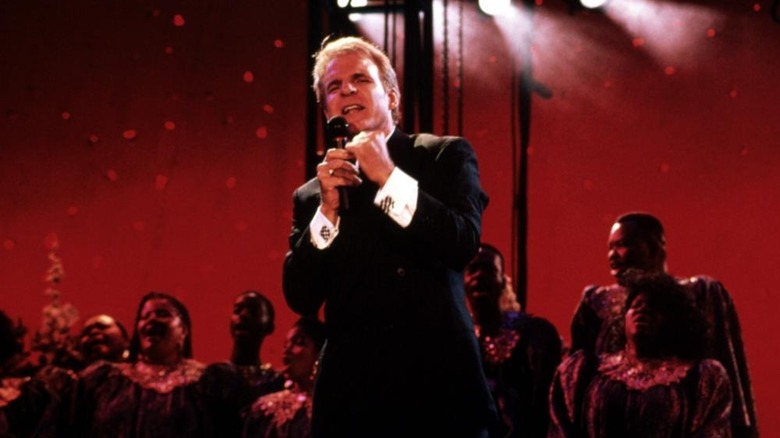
[419,0,434,133]
[402,1,418,133]
[514,0,537,311]
[306,1,324,180]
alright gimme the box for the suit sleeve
[570,285,601,354]
[282,185,329,317]
[404,136,489,270]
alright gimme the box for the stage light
[337,0,367,9]
[478,0,512,16]
[579,0,608,9]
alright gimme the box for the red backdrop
[1,0,777,432]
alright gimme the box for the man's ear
[388,88,399,110]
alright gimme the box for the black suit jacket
[283,129,497,437]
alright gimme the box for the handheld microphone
[325,116,352,212]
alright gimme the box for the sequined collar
[599,351,692,391]
[118,359,205,393]
[256,389,312,430]
[480,312,521,365]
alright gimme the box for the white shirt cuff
[374,167,418,228]
[309,208,340,249]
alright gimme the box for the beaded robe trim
[257,389,312,430]
[480,312,522,365]
[118,359,205,393]
[599,352,692,391]
[0,377,29,407]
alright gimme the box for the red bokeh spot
[488,55,497,64]
[173,14,186,27]
[729,89,738,98]
[632,38,645,48]
[66,206,78,216]
[164,120,176,130]
[274,39,285,48]
[659,162,671,173]
[263,104,275,114]
[88,134,100,144]
[44,233,59,250]
[106,169,119,181]
[61,111,71,120]
[664,66,677,76]
[226,176,237,189]
[155,174,169,190]
[707,28,717,38]
[164,45,174,55]
[256,126,268,139]
[243,71,254,83]
[123,129,137,140]
[3,239,15,251]
[753,3,761,11]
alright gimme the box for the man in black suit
[283,36,497,437]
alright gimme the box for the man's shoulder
[580,283,622,300]
[293,177,321,201]
[409,132,471,151]
[678,274,735,305]
[678,274,724,288]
